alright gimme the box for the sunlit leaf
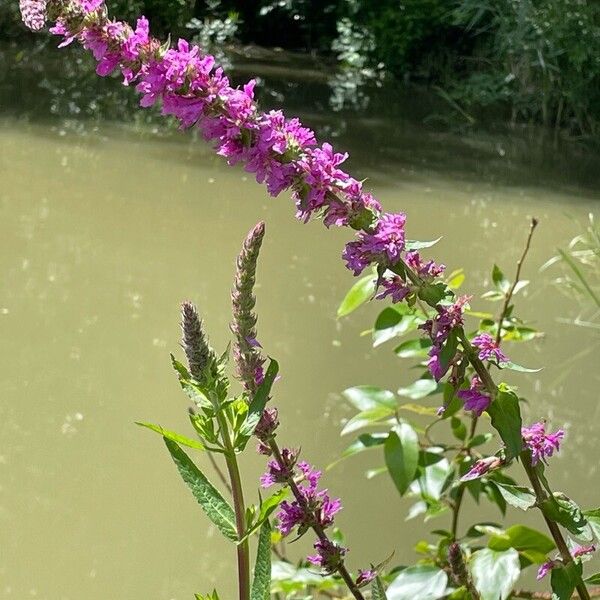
[342,385,397,411]
[398,378,439,400]
[394,337,432,358]
[470,548,520,600]
[136,422,205,450]
[386,565,447,600]
[495,482,536,511]
[337,274,376,318]
[341,406,395,435]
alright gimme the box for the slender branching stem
[267,439,366,600]
[495,218,539,346]
[217,411,250,600]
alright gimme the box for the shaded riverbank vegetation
[3,0,599,141]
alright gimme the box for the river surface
[1,43,600,599]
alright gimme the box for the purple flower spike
[522,421,564,465]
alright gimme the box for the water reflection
[1,44,599,599]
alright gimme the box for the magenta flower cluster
[46,0,389,244]
[472,333,509,364]
[272,461,342,537]
[420,295,470,382]
[522,421,565,465]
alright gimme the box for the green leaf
[585,572,600,585]
[328,433,388,468]
[394,337,433,358]
[250,520,271,600]
[171,355,211,408]
[500,361,542,373]
[488,525,555,555]
[342,386,397,411]
[373,306,419,346]
[341,406,395,435]
[495,482,536,511]
[446,268,465,290]
[492,264,510,294]
[386,565,447,600]
[398,378,439,400]
[136,422,205,450]
[468,433,493,448]
[583,508,600,540]
[399,403,440,416]
[470,548,520,600]
[551,562,583,600]
[486,388,522,459]
[541,495,594,541]
[163,438,238,542]
[244,359,279,437]
[337,274,376,317]
[405,237,442,250]
[451,416,467,441]
[418,282,448,306]
[371,576,388,600]
[384,423,419,496]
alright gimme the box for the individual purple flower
[572,544,596,559]
[461,456,503,482]
[472,333,509,364]
[307,539,348,574]
[522,421,564,465]
[458,376,491,416]
[356,569,376,586]
[426,345,447,382]
[260,447,298,487]
[376,275,411,303]
[405,250,445,280]
[19,0,47,31]
[537,560,556,580]
[343,212,407,275]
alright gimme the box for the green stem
[521,456,591,600]
[217,412,250,600]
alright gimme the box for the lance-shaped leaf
[371,576,388,600]
[163,438,238,542]
[486,387,522,459]
[251,520,271,600]
[136,422,205,450]
[495,482,536,511]
[337,274,376,317]
[384,423,419,496]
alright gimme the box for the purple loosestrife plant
[26,4,599,598]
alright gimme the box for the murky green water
[1,46,599,599]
